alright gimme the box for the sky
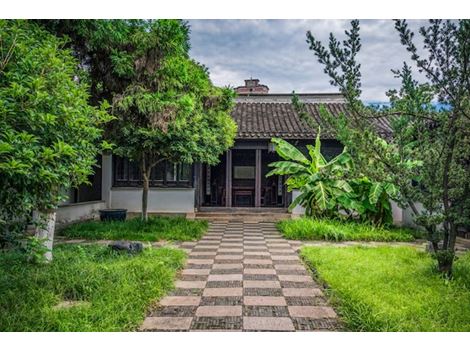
[188,19,428,102]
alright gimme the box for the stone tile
[191,316,242,330]
[169,288,204,296]
[206,280,243,288]
[244,268,276,275]
[271,255,300,261]
[243,280,281,288]
[175,280,206,289]
[243,258,273,265]
[152,306,197,317]
[160,296,201,306]
[207,274,243,282]
[218,248,243,253]
[292,318,341,331]
[203,287,243,297]
[212,263,243,270]
[141,317,192,331]
[282,288,324,297]
[244,288,283,296]
[196,305,242,317]
[182,268,211,276]
[278,275,313,282]
[215,255,243,260]
[243,317,294,331]
[244,251,271,256]
[200,296,243,306]
[243,296,286,306]
[243,305,289,317]
[190,252,217,257]
[288,306,338,319]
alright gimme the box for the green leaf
[368,182,384,205]
[271,138,309,165]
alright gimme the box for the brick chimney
[235,78,269,94]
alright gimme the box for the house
[56,79,406,224]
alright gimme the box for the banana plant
[338,177,398,225]
[267,130,353,217]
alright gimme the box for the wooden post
[255,149,262,207]
[225,150,232,207]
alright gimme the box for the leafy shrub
[267,131,398,225]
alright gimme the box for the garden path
[140,220,340,331]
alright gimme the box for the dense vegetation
[0,20,112,259]
[60,216,208,242]
[303,19,470,275]
[301,246,470,331]
[268,132,397,225]
[0,245,186,331]
[277,218,419,242]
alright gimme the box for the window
[113,157,193,188]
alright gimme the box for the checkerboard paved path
[141,220,340,331]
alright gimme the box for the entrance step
[196,207,291,222]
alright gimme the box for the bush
[0,244,185,331]
[60,216,208,242]
[277,217,420,242]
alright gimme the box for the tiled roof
[232,94,392,139]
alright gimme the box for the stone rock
[109,240,144,254]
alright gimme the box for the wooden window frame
[113,157,193,188]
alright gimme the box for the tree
[0,20,111,261]
[39,20,237,221]
[303,19,470,276]
[107,20,236,220]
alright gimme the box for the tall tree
[303,19,470,276]
[109,20,236,220]
[39,19,237,221]
[0,20,112,261]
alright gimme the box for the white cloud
[189,19,429,102]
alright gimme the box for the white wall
[56,200,106,225]
[110,188,195,214]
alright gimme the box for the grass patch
[277,217,420,242]
[0,244,186,331]
[60,215,208,242]
[301,246,470,331]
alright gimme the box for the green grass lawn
[277,217,420,242]
[301,245,470,331]
[0,245,186,331]
[60,215,208,242]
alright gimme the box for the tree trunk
[142,172,149,222]
[34,209,56,262]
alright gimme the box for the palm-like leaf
[271,138,309,165]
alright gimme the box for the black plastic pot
[99,209,127,222]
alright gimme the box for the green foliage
[267,132,353,216]
[40,20,237,220]
[268,131,396,224]
[304,19,470,273]
[60,216,208,242]
[0,20,112,246]
[277,218,419,242]
[301,246,470,331]
[0,244,185,331]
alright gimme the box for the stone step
[195,212,291,222]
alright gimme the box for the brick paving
[141,220,341,332]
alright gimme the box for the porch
[197,140,291,209]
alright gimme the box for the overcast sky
[188,19,428,102]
